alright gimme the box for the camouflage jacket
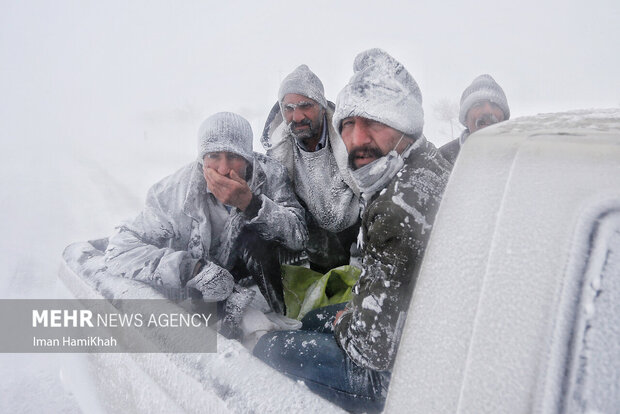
[334,137,452,371]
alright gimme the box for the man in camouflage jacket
[333,135,450,371]
[254,49,451,412]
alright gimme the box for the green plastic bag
[282,264,361,320]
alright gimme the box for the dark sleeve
[334,163,448,371]
[438,138,460,165]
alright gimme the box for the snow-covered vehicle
[60,109,620,413]
[387,109,620,413]
[59,240,345,413]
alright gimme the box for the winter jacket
[104,153,308,291]
[439,128,470,165]
[333,137,452,371]
[261,102,361,270]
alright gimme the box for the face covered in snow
[465,100,506,133]
[340,116,412,170]
[281,94,325,151]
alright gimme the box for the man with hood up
[253,50,452,412]
[261,65,360,272]
[439,74,510,164]
[104,112,308,338]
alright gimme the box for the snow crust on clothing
[277,64,328,110]
[351,143,409,204]
[185,261,235,300]
[333,48,424,138]
[263,102,360,232]
[262,101,360,269]
[334,137,452,371]
[61,241,343,413]
[197,112,254,164]
[104,154,307,289]
[392,193,431,235]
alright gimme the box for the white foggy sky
[3,1,617,267]
[2,1,618,151]
[1,1,618,244]
[1,0,618,175]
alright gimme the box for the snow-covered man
[440,74,510,164]
[261,65,361,272]
[253,49,452,412]
[104,112,308,338]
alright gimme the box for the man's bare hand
[204,167,253,211]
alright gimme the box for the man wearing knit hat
[440,74,510,164]
[104,112,308,338]
[254,50,452,412]
[261,64,360,273]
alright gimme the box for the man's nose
[217,159,231,176]
[292,108,305,123]
[350,122,372,147]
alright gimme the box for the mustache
[347,146,384,169]
[475,113,500,129]
[289,119,312,129]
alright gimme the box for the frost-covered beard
[348,134,411,201]
[287,118,321,147]
[347,146,384,170]
[475,113,500,130]
[349,147,406,202]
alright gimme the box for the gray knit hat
[333,48,424,138]
[278,64,328,109]
[197,112,253,164]
[459,74,510,125]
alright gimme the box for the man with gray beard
[254,50,452,413]
[262,65,361,272]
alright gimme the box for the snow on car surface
[387,109,620,414]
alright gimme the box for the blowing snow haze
[0,0,618,412]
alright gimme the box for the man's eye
[368,119,388,131]
[342,119,354,128]
[298,103,312,110]
[283,105,295,112]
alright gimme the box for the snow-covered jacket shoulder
[333,138,452,371]
[261,102,360,234]
[261,101,358,195]
[104,154,307,289]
